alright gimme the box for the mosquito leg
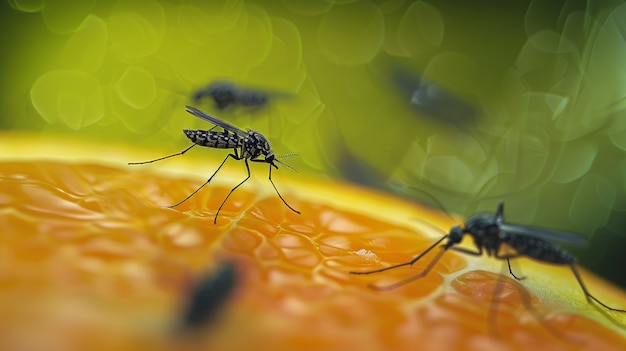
[494,252,526,280]
[168,152,239,210]
[570,264,626,317]
[506,258,526,280]
[128,144,196,165]
[505,258,524,281]
[212,157,253,224]
[249,158,300,214]
[449,246,483,256]
[349,235,449,275]
[367,247,449,291]
[267,162,300,214]
[350,240,479,277]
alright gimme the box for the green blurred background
[2,0,626,289]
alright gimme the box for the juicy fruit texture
[1,158,625,351]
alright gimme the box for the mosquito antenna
[277,153,299,160]
[128,144,196,165]
[266,162,300,215]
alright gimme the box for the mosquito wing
[185,105,247,137]
[499,223,588,246]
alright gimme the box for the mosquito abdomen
[507,234,575,265]
[183,129,241,149]
[238,91,268,106]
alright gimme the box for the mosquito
[391,67,479,127]
[193,81,290,110]
[349,202,625,333]
[128,105,300,224]
[179,263,238,331]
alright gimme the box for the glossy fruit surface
[1,134,625,351]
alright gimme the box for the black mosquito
[392,68,479,127]
[180,263,237,331]
[350,202,625,331]
[128,105,300,224]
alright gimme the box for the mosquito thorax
[464,214,497,236]
[497,230,510,240]
[208,82,236,107]
[257,132,272,153]
[246,131,272,155]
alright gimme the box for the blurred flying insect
[179,263,238,331]
[350,202,626,333]
[392,69,480,127]
[193,81,291,110]
[129,105,300,224]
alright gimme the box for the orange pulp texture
[1,134,625,351]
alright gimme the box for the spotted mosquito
[128,105,300,224]
[350,202,625,332]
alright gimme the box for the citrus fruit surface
[1,134,625,351]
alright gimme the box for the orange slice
[1,134,625,351]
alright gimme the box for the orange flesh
[1,138,626,351]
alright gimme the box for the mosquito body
[350,203,625,331]
[392,68,479,127]
[129,106,300,224]
[180,263,237,331]
[194,81,271,110]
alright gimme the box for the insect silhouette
[179,263,238,331]
[392,68,480,128]
[193,81,290,110]
[350,202,625,330]
[128,105,300,224]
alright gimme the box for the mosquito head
[265,151,278,169]
[463,212,497,237]
[447,225,465,246]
